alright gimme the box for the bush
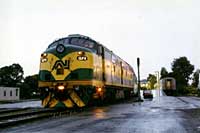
[197,90,200,97]
[185,86,198,96]
[141,87,147,90]
[176,86,198,96]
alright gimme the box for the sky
[0,0,200,79]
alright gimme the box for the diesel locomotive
[38,34,137,108]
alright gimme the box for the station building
[0,87,20,101]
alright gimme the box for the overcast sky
[0,0,200,79]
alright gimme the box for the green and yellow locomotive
[39,34,137,108]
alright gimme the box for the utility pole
[137,57,142,101]
[155,71,160,97]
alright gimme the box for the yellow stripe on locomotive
[40,51,94,81]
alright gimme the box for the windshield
[47,37,96,50]
[48,38,69,49]
[70,38,95,49]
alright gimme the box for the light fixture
[41,58,48,63]
[41,53,48,57]
[57,85,65,90]
[56,44,65,53]
[77,51,85,55]
[97,87,102,92]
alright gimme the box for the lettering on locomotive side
[52,60,70,70]
[77,56,87,61]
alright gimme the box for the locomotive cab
[39,35,105,108]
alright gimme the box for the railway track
[0,98,134,128]
[0,108,77,128]
[0,108,29,114]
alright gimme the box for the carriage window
[63,38,69,44]
[10,91,12,96]
[84,40,95,48]
[4,91,6,96]
[97,45,103,55]
[71,38,84,45]
[112,55,117,63]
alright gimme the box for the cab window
[70,38,95,49]
[48,38,69,48]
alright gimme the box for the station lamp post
[198,73,200,90]
[155,71,160,97]
[137,57,142,101]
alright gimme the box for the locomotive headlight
[41,53,48,63]
[74,86,79,91]
[57,85,65,90]
[41,53,48,57]
[56,44,65,53]
[41,58,48,63]
[97,87,102,92]
[77,51,85,56]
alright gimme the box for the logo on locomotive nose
[52,60,70,70]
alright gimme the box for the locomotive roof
[51,34,99,45]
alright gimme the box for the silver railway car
[160,77,176,96]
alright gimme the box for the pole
[155,71,160,97]
[137,57,142,101]
[157,71,160,97]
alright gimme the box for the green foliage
[171,57,194,94]
[160,67,168,79]
[192,69,200,88]
[147,74,157,89]
[198,90,200,97]
[0,64,39,99]
[178,86,198,96]
[160,57,195,95]
[177,86,189,95]
[0,63,24,87]
[20,74,39,99]
[141,87,147,90]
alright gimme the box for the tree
[160,67,168,79]
[147,74,157,89]
[192,69,200,88]
[20,74,39,99]
[171,57,194,94]
[0,63,24,87]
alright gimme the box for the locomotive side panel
[93,53,103,81]
[111,54,122,86]
[103,48,112,85]
[102,47,134,89]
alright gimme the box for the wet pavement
[1,93,200,133]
